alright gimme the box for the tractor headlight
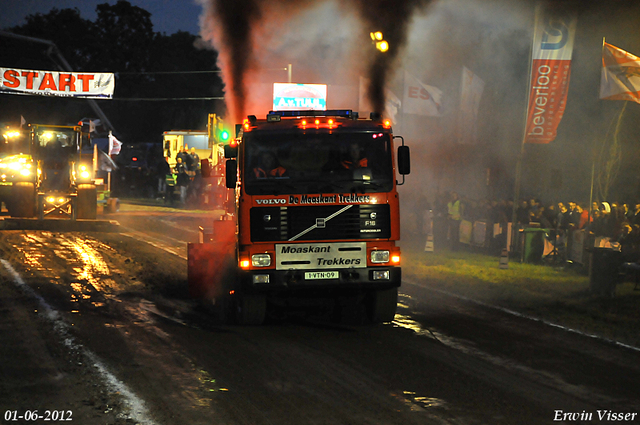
[4,159,31,178]
[77,164,92,181]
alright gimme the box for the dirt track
[0,204,639,424]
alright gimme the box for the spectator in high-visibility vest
[447,192,462,250]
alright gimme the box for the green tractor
[0,124,97,219]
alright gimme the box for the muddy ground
[0,204,639,424]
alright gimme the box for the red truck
[188,109,410,324]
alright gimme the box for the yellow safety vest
[448,200,461,220]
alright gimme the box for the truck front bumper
[239,266,401,293]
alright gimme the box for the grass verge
[401,243,640,349]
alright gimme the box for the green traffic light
[221,130,229,141]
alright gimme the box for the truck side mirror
[224,144,237,159]
[397,145,410,175]
[225,159,237,188]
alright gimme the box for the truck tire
[76,184,97,219]
[367,287,398,323]
[235,293,267,325]
[10,182,36,218]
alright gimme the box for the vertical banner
[458,67,485,144]
[524,5,577,144]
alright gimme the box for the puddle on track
[13,233,134,312]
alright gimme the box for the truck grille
[250,204,391,242]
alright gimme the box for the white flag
[600,42,640,104]
[403,71,443,116]
[458,67,485,144]
[108,131,122,155]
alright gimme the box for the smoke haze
[199,0,433,121]
[198,0,640,212]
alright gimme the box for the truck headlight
[371,250,390,263]
[19,168,31,176]
[251,253,271,267]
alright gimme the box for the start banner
[524,5,577,144]
[0,67,115,99]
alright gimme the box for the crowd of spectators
[420,192,640,261]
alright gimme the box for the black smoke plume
[208,0,262,122]
[351,0,432,114]
[201,0,431,120]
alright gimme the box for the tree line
[0,1,225,142]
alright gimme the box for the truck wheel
[235,293,267,325]
[367,287,398,324]
[76,184,97,219]
[10,182,36,218]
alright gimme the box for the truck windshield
[244,131,394,195]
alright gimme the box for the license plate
[305,271,339,280]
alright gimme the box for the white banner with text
[0,67,115,99]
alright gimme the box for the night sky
[0,0,202,35]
